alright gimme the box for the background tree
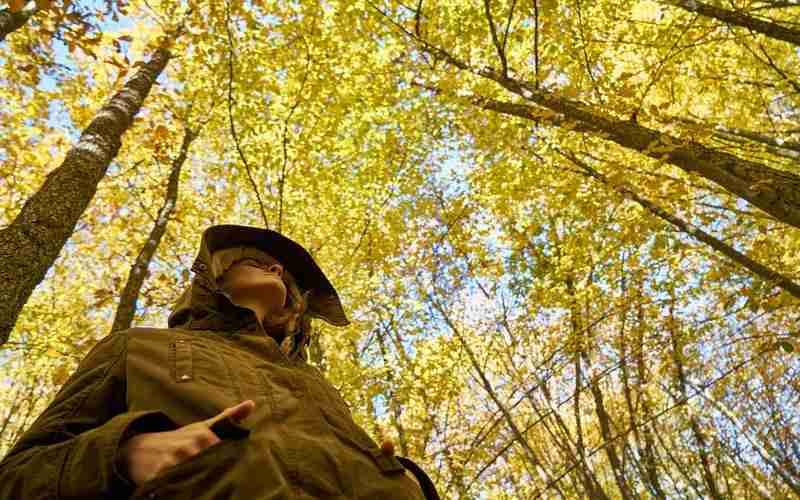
[0,32,176,345]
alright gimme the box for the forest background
[1,0,799,498]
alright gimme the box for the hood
[168,225,350,331]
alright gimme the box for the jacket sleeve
[0,331,178,499]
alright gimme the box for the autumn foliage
[1,0,799,498]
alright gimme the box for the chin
[240,276,286,299]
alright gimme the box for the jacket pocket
[319,406,405,474]
[167,336,233,393]
[131,437,245,499]
[127,332,239,427]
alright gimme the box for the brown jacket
[0,239,438,499]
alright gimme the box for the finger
[203,400,255,427]
[227,399,255,422]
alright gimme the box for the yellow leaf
[154,125,169,140]
[51,364,71,385]
[9,0,25,12]
[631,0,662,22]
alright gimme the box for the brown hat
[191,225,350,327]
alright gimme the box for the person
[0,225,440,500]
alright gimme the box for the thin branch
[558,148,800,300]
[501,0,517,64]
[414,0,423,38]
[225,0,269,228]
[532,349,766,498]
[278,36,312,232]
[533,0,540,88]
[573,0,604,103]
[633,14,697,120]
[482,0,508,76]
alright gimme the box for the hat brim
[194,225,350,327]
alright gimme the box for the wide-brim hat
[192,224,349,327]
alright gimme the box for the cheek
[219,267,246,288]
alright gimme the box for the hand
[118,400,255,486]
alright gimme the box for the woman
[0,225,439,500]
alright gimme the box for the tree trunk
[663,0,800,48]
[416,46,800,228]
[110,126,196,333]
[307,328,328,373]
[583,352,637,500]
[376,329,409,457]
[618,281,668,498]
[539,378,610,500]
[0,46,172,346]
[477,74,800,229]
[696,385,800,496]
[0,7,34,41]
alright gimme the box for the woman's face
[218,255,288,319]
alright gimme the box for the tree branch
[661,0,800,47]
[226,0,269,228]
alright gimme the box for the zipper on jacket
[174,338,194,382]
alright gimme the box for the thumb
[205,400,255,427]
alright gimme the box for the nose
[267,263,283,277]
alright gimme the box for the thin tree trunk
[652,422,706,498]
[110,126,196,333]
[494,310,608,499]
[381,318,469,497]
[619,293,668,498]
[376,330,409,457]
[561,150,800,300]
[697,386,800,496]
[718,442,774,500]
[307,327,327,373]
[427,292,566,498]
[0,44,172,346]
[6,374,42,450]
[0,383,26,446]
[539,379,610,500]
[666,300,724,500]
[0,7,34,41]
[566,275,636,500]
[582,351,637,500]
[572,347,596,498]
[663,0,800,48]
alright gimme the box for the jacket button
[380,439,395,456]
